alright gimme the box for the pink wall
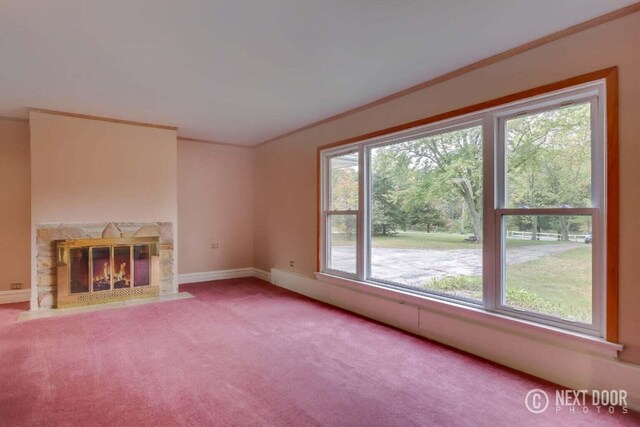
[30,112,178,224]
[30,112,178,306]
[0,118,30,291]
[253,12,640,363]
[178,140,254,273]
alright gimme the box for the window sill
[315,272,623,359]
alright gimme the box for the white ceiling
[0,1,635,145]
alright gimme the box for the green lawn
[373,231,478,250]
[504,246,591,322]
[426,246,592,323]
[331,230,591,322]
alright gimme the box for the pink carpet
[0,278,637,426]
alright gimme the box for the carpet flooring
[0,278,637,426]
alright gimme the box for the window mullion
[493,115,508,311]
[320,154,328,272]
[363,146,372,281]
[357,145,366,281]
[482,113,497,310]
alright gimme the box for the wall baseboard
[252,268,272,283]
[0,289,31,304]
[270,268,640,412]
[178,268,272,285]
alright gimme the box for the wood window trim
[316,67,619,342]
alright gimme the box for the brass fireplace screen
[56,237,160,308]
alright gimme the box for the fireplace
[56,237,160,308]
[35,222,174,309]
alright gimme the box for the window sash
[494,91,604,334]
[324,212,359,278]
[493,211,600,335]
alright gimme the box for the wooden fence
[506,230,589,242]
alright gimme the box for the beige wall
[178,141,254,273]
[30,112,178,304]
[253,12,640,363]
[0,118,30,291]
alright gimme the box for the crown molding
[177,136,250,148]
[28,108,178,131]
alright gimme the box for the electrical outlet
[289,260,295,267]
[211,243,220,249]
[10,283,23,290]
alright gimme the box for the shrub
[424,276,571,319]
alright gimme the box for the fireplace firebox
[56,237,160,308]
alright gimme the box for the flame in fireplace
[94,261,111,283]
[114,262,130,283]
[92,261,130,288]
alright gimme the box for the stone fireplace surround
[35,222,175,309]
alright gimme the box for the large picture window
[368,122,484,304]
[320,72,616,338]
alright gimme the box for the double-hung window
[324,150,361,277]
[319,71,616,339]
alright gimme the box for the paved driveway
[330,243,583,287]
